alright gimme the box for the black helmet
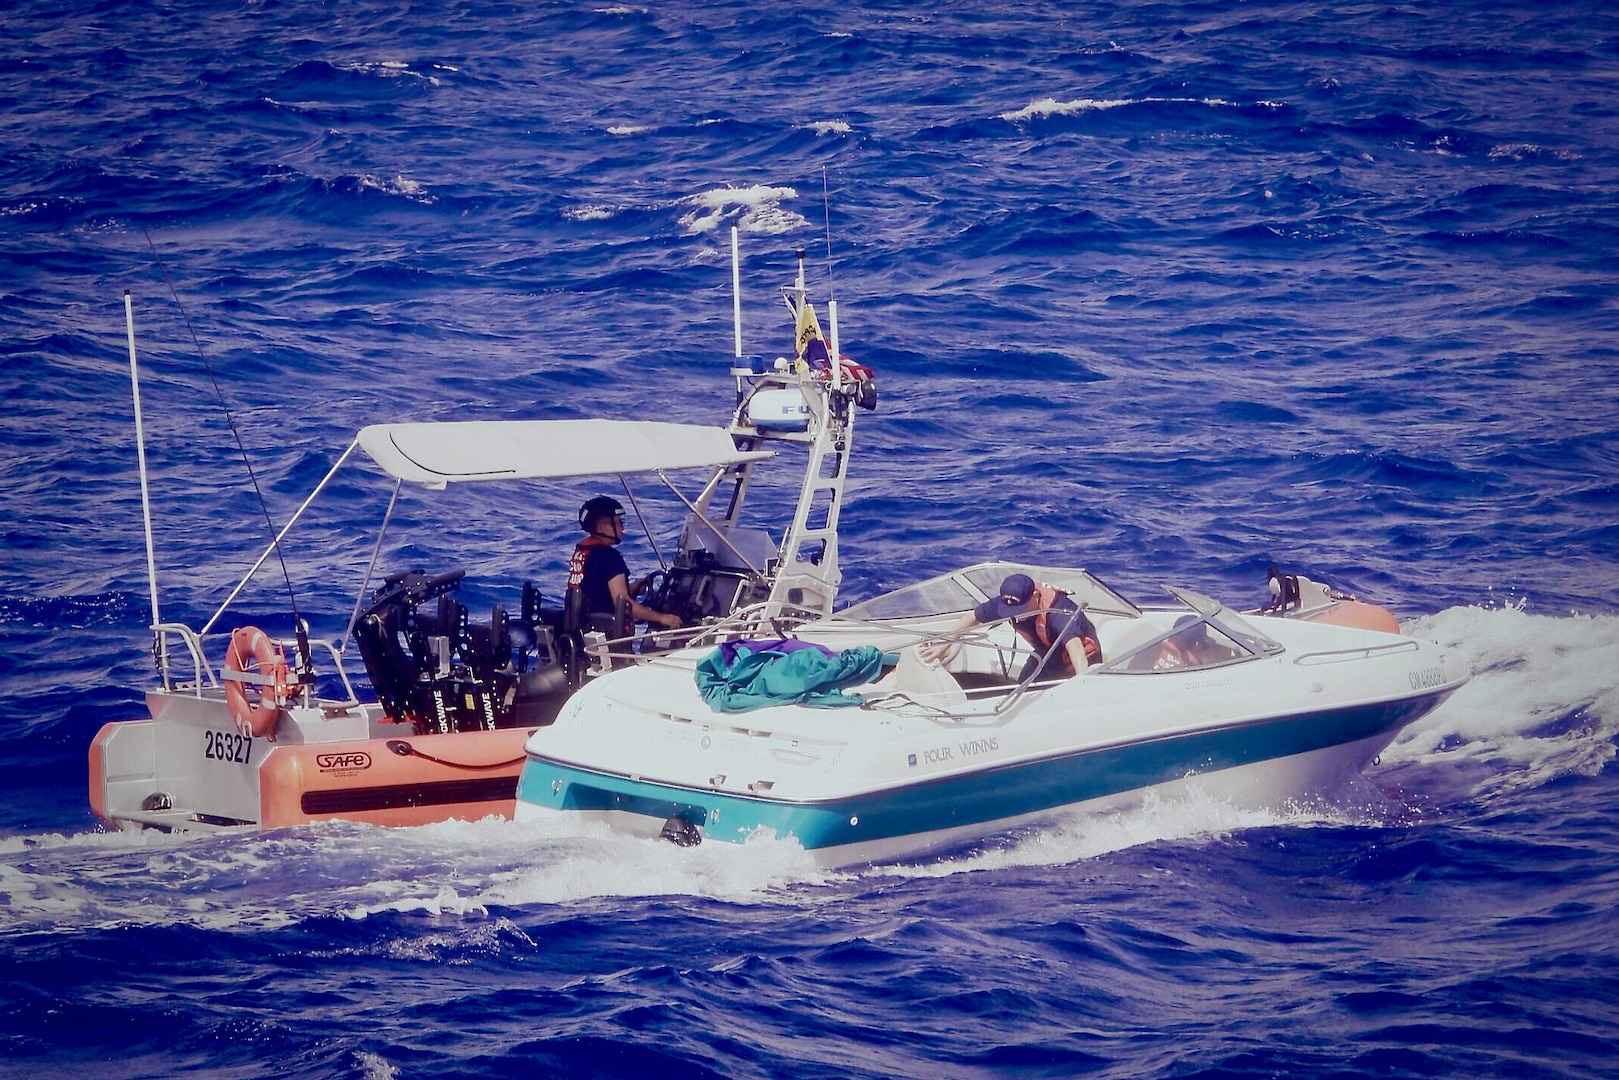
[579,495,624,532]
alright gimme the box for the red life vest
[567,535,612,594]
[1015,583,1101,674]
[568,535,633,637]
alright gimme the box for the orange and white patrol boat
[91,237,877,832]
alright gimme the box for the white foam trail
[355,173,432,202]
[1384,604,1619,796]
[338,60,444,87]
[877,782,1381,880]
[346,816,836,918]
[1001,97,1133,121]
[355,1052,400,1080]
[0,811,833,933]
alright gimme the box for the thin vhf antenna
[820,168,836,298]
[820,169,841,387]
[141,231,311,675]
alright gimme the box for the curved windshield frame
[834,572,983,621]
[835,561,1140,622]
[1096,586,1283,674]
[1167,587,1282,658]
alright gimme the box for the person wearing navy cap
[920,572,1100,680]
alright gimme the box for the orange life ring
[224,626,289,739]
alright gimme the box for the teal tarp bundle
[694,639,895,714]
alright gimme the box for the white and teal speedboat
[514,563,1468,866]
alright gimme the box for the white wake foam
[878,780,1387,880]
[1383,603,1619,795]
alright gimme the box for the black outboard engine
[351,568,571,732]
[350,568,501,733]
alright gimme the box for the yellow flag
[794,301,829,370]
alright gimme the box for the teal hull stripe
[517,694,1447,851]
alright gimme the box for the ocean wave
[0,813,839,936]
[270,58,446,102]
[1000,94,1286,125]
[1000,96,1135,122]
[677,184,808,235]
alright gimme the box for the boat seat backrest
[580,594,632,644]
[885,646,967,705]
[562,583,584,636]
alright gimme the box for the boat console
[646,555,771,626]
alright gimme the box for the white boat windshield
[961,563,1139,617]
[836,573,982,621]
[1097,587,1283,674]
[1166,586,1283,658]
[836,562,1139,622]
[1099,616,1258,673]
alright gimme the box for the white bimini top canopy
[357,419,773,489]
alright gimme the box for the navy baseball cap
[976,573,1036,622]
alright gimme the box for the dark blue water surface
[3,1,1618,1077]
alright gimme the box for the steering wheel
[639,569,669,611]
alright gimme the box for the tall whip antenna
[820,168,836,298]
[820,169,841,388]
[140,231,307,653]
[731,226,744,358]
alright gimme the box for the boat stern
[89,688,537,832]
[89,717,158,827]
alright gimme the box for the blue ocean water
[3,0,1618,1076]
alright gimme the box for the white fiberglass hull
[515,599,1468,867]
[516,728,1409,868]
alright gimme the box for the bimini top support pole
[201,439,360,637]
